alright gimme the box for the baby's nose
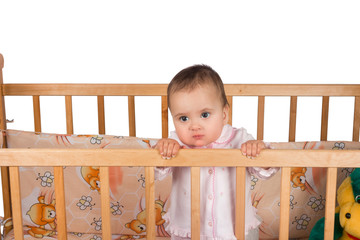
[190,122,201,131]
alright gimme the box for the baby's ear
[223,105,230,124]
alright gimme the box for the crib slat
[353,96,360,141]
[1,167,11,226]
[257,96,265,140]
[227,96,233,125]
[65,96,74,134]
[100,167,112,240]
[191,167,201,240]
[235,167,246,239]
[97,96,106,134]
[9,166,24,240]
[161,96,168,138]
[128,96,136,137]
[324,167,337,240]
[54,166,68,240]
[33,96,42,132]
[145,166,156,240]
[289,96,297,142]
[321,96,329,141]
[279,167,291,240]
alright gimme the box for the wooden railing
[1,148,360,240]
[1,84,360,141]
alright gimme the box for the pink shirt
[155,124,278,240]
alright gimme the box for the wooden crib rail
[2,83,360,141]
[3,83,360,96]
[2,148,360,240]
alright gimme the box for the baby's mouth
[193,135,204,140]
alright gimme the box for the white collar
[213,124,235,145]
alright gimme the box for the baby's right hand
[155,138,181,159]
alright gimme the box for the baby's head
[167,64,228,109]
[168,65,229,147]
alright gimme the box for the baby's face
[170,84,228,147]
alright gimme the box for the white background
[0,0,359,217]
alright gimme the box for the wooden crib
[0,53,360,240]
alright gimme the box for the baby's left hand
[241,140,266,158]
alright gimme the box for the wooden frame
[1,54,360,239]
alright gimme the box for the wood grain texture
[257,96,265,140]
[1,149,360,168]
[324,167,337,240]
[4,84,360,96]
[191,167,201,240]
[54,167,67,240]
[279,167,291,239]
[9,167,24,240]
[128,96,136,137]
[353,96,360,141]
[321,96,329,141]
[100,167,112,240]
[33,96,41,132]
[227,96,232,125]
[0,54,4,69]
[65,96,74,134]
[0,59,11,222]
[289,96,297,142]
[97,96,106,134]
[161,96,168,138]
[235,167,246,239]
[145,167,156,240]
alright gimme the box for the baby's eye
[201,112,210,119]
[179,116,189,122]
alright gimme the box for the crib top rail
[1,148,360,168]
[2,83,360,96]
[2,148,360,240]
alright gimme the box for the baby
[155,65,278,240]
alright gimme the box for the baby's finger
[256,142,264,156]
[241,144,247,156]
[155,141,163,153]
[172,143,180,157]
[162,141,169,158]
[252,143,258,157]
[165,143,175,158]
[246,143,253,157]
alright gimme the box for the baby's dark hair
[167,64,229,109]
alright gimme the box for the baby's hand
[155,138,181,159]
[241,140,266,158]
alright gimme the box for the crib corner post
[0,53,12,226]
[0,54,4,70]
[0,53,6,131]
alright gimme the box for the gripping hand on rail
[241,140,270,170]
[241,140,267,158]
[155,138,181,160]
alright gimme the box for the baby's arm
[155,138,181,159]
